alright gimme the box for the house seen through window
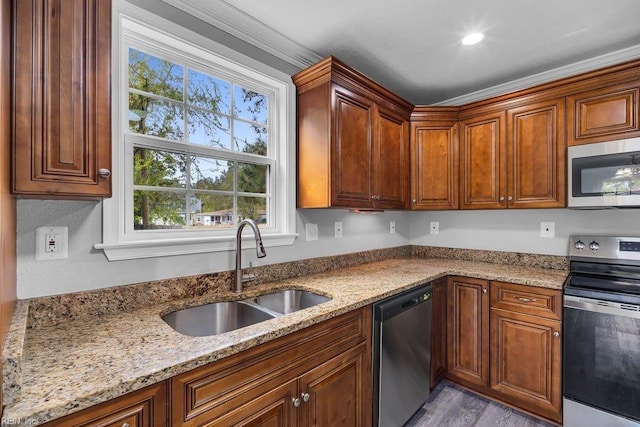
[127,48,272,231]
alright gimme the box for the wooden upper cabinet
[293,56,412,209]
[459,110,506,209]
[567,80,640,146]
[12,0,112,198]
[410,107,459,210]
[507,98,566,208]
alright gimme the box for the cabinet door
[13,0,112,198]
[373,106,409,209]
[431,277,448,389]
[507,98,566,208]
[490,308,562,423]
[411,121,459,210]
[298,344,370,427]
[205,380,298,427]
[567,80,640,146]
[331,86,374,208]
[44,382,168,426]
[460,111,506,209]
[447,276,489,389]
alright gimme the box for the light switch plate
[305,223,318,241]
[35,226,68,260]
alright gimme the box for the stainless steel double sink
[162,289,331,337]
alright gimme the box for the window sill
[94,233,298,261]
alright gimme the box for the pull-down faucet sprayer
[235,218,266,293]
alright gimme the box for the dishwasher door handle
[401,298,419,310]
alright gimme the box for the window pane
[233,86,268,124]
[134,148,186,188]
[233,120,267,154]
[193,194,234,228]
[238,196,267,225]
[187,69,230,114]
[128,48,183,101]
[190,157,234,191]
[129,94,184,140]
[187,108,231,149]
[134,190,186,230]
[238,162,267,194]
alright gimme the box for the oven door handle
[564,295,640,319]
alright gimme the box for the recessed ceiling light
[462,32,484,45]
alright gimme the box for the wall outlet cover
[305,223,319,241]
[334,222,343,238]
[540,222,555,238]
[430,221,440,235]
[35,226,68,260]
[390,221,396,234]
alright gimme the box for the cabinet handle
[482,288,487,294]
[301,392,310,402]
[292,397,301,407]
[98,168,111,178]
[499,196,505,202]
[553,331,560,338]
[517,297,537,303]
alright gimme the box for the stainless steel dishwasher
[373,283,432,427]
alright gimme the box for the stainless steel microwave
[568,137,640,208]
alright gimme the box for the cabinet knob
[301,392,310,402]
[507,196,513,201]
[122,423,130,427]
[292,397,301,407]
[499,196,505,202]
[99,168,111,178]
[412,199,417,204]
[553,331,560,338]
[482,288,487,294]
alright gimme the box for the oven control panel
[570,236,640,261]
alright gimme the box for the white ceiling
[164,0,640,104]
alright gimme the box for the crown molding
[161,0,322,69]
[433,44,640,106]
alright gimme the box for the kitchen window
[97,5,296,260]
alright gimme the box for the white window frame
[96,1,297,261]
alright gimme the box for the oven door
[564,292,640,422]
[568,137,640,208]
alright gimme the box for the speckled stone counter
[1,256,568,426]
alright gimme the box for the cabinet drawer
[171,307,371,426]
[490,281,561,320]
[43,382,168,427]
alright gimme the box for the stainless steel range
[564,236,640,427]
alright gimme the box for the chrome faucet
[235,218,267,293]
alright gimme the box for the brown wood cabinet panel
[373,106,409,209]
[332,87,374,208]
[567,80,640,146]
[446,276,490,389]
[507,98,566,208]
[205,379,297,427]
[431,277,448,389]
[460,111,506,209]
[490,281,561,320]
[298,343,370,427]
[411,121,459,210]
[171,307,371,426]
[43,382,169,426]
[12,0,112,198]
[490,308,562,423]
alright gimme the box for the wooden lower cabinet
[171,307,372,427]
[43,382,169,426]
[445,278,562,424]
[446,276,490,388]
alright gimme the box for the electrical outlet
[35,226,68,260]
[334,222,343,238]
[305,223,318,241]
[430,221,440,235]
[390,221,396,234]
[540,222,555,238]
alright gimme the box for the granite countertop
[1,257,568,426]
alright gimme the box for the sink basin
[248,289,331,315]
[162,301,275,337]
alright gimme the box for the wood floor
[405,381,555,427]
